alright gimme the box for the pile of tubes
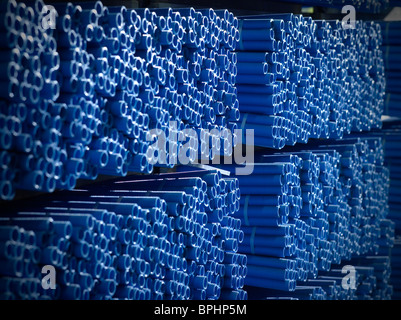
[0,0,240,200]
[0,0,390,201]
[379,123,401,233]
[380,21,401,118]
[296,221,394,300]
[222,137,392,294]
[236,14,385,148]
[0,170,247,300]
[260,253,394,300]
[380,122,401,298]
[0,0,396,301]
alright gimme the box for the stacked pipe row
[236,13,385,149]
[0,0,240,201]
[101,170,247,300]
[0,170,247,300]
[0,225,43,299]
[380,21,401,118]
[324,257,393,300]
[220,137,391,295]
[377,123,401,233]
[0,2,389,201]
[248,265,372,300]
[379,122,401,298]
[259,252,394,300]
[295,219,394,300]
[0,0,62,200]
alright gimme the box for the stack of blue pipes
[0,0,397,301]
[0,169,247,300]
[236,13,385,149]
[377,123,401,233]
[264,253,394,300]
[377,23,401,286]
[292,218,394,300]
[379,21,401,118]
[222,136,393,299]
[379,122,401,298]
[0,0,240,200]
[374,14,401,300]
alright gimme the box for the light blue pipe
[40,246,60,265]
[241,28,275,41]
[237,92,278,107]
[52,221,73,239]
[6,217,53,232]
[246,276,295,291]
[0,241,19,260]
[237,84,278,95]
[0,226,21,242]
[44,213,94,231]
[236,72,275,84]
[247,264,292,281]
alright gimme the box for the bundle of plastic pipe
[379,122,401,298]
[0,169,246,300]
[221,137,390,296]
[0,0,62,200]
[242,247,394,300]
[0,0,240,200]
[265,253,394,300]
[377,123,401,233]
[316,260,392,300]
[235,13,385,149]
[297,218,395,300]
[380,21,401,117]
[348,256,393,299]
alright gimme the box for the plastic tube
[0,226,21,242]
